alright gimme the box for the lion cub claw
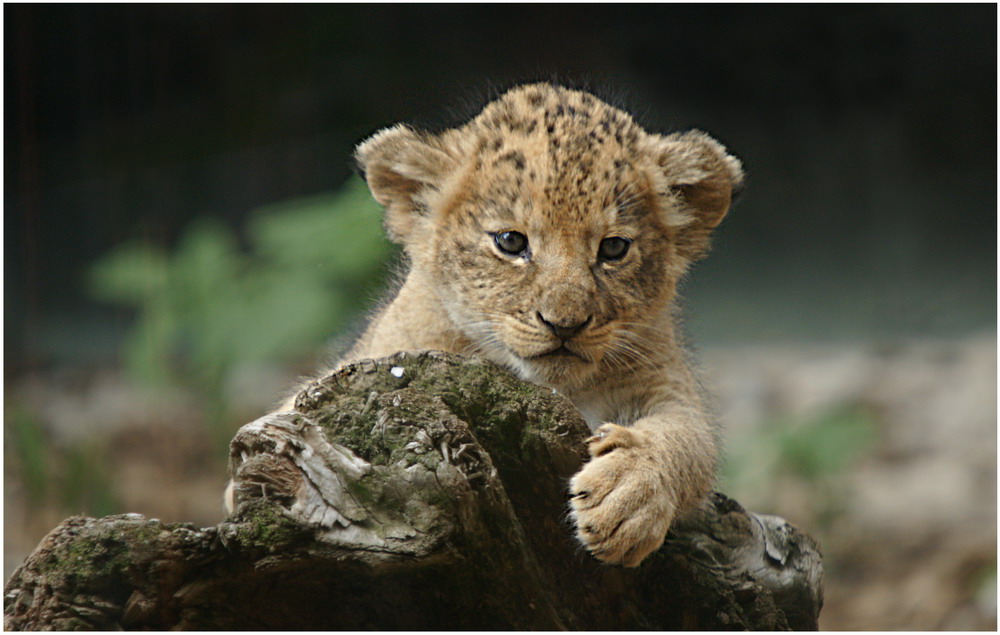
[569,424,674,567]
[586,423,639,456]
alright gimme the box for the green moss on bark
[299,353,586,477]
[227,500,309,552]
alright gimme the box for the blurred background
[4,4,995,629]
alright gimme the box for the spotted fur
[335,84,741,567]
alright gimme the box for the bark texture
[4,352,823,630]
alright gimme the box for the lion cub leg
[568,408,716,567]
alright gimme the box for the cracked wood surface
[4,352,823,630]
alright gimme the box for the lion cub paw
[568,423,673,567]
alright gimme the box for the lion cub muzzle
[536,312,592,341]
[536,280,596,338]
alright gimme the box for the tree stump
[4,352,823,630]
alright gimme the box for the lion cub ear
[646,130,744,259]
[355,125,459,244]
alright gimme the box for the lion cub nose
[537,312,592,341]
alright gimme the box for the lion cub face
[356,84,743,389]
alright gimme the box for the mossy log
[4,352,823,630]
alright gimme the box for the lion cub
[247,84,743,568]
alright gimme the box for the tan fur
[261,84,743,567]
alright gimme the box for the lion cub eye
[493,231,529,256]
[598,236,632,261]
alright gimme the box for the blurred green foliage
[5,399,121,518]
[88,177,395,425]
[4,400,50,501]
[973,564,997,610]
[721,405,879,526]
[60,440,120,517]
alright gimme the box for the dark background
[6,4,996,373]
[4,7,997,629]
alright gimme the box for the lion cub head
[355,84,743,390]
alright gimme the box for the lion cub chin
[231,83,743,568]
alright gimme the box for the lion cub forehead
[473,84,638,135]
[466,84,643,160]
[457,84,650,222]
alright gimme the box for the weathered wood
[4,352,823,630]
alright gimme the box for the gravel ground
[703,332,996,630]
